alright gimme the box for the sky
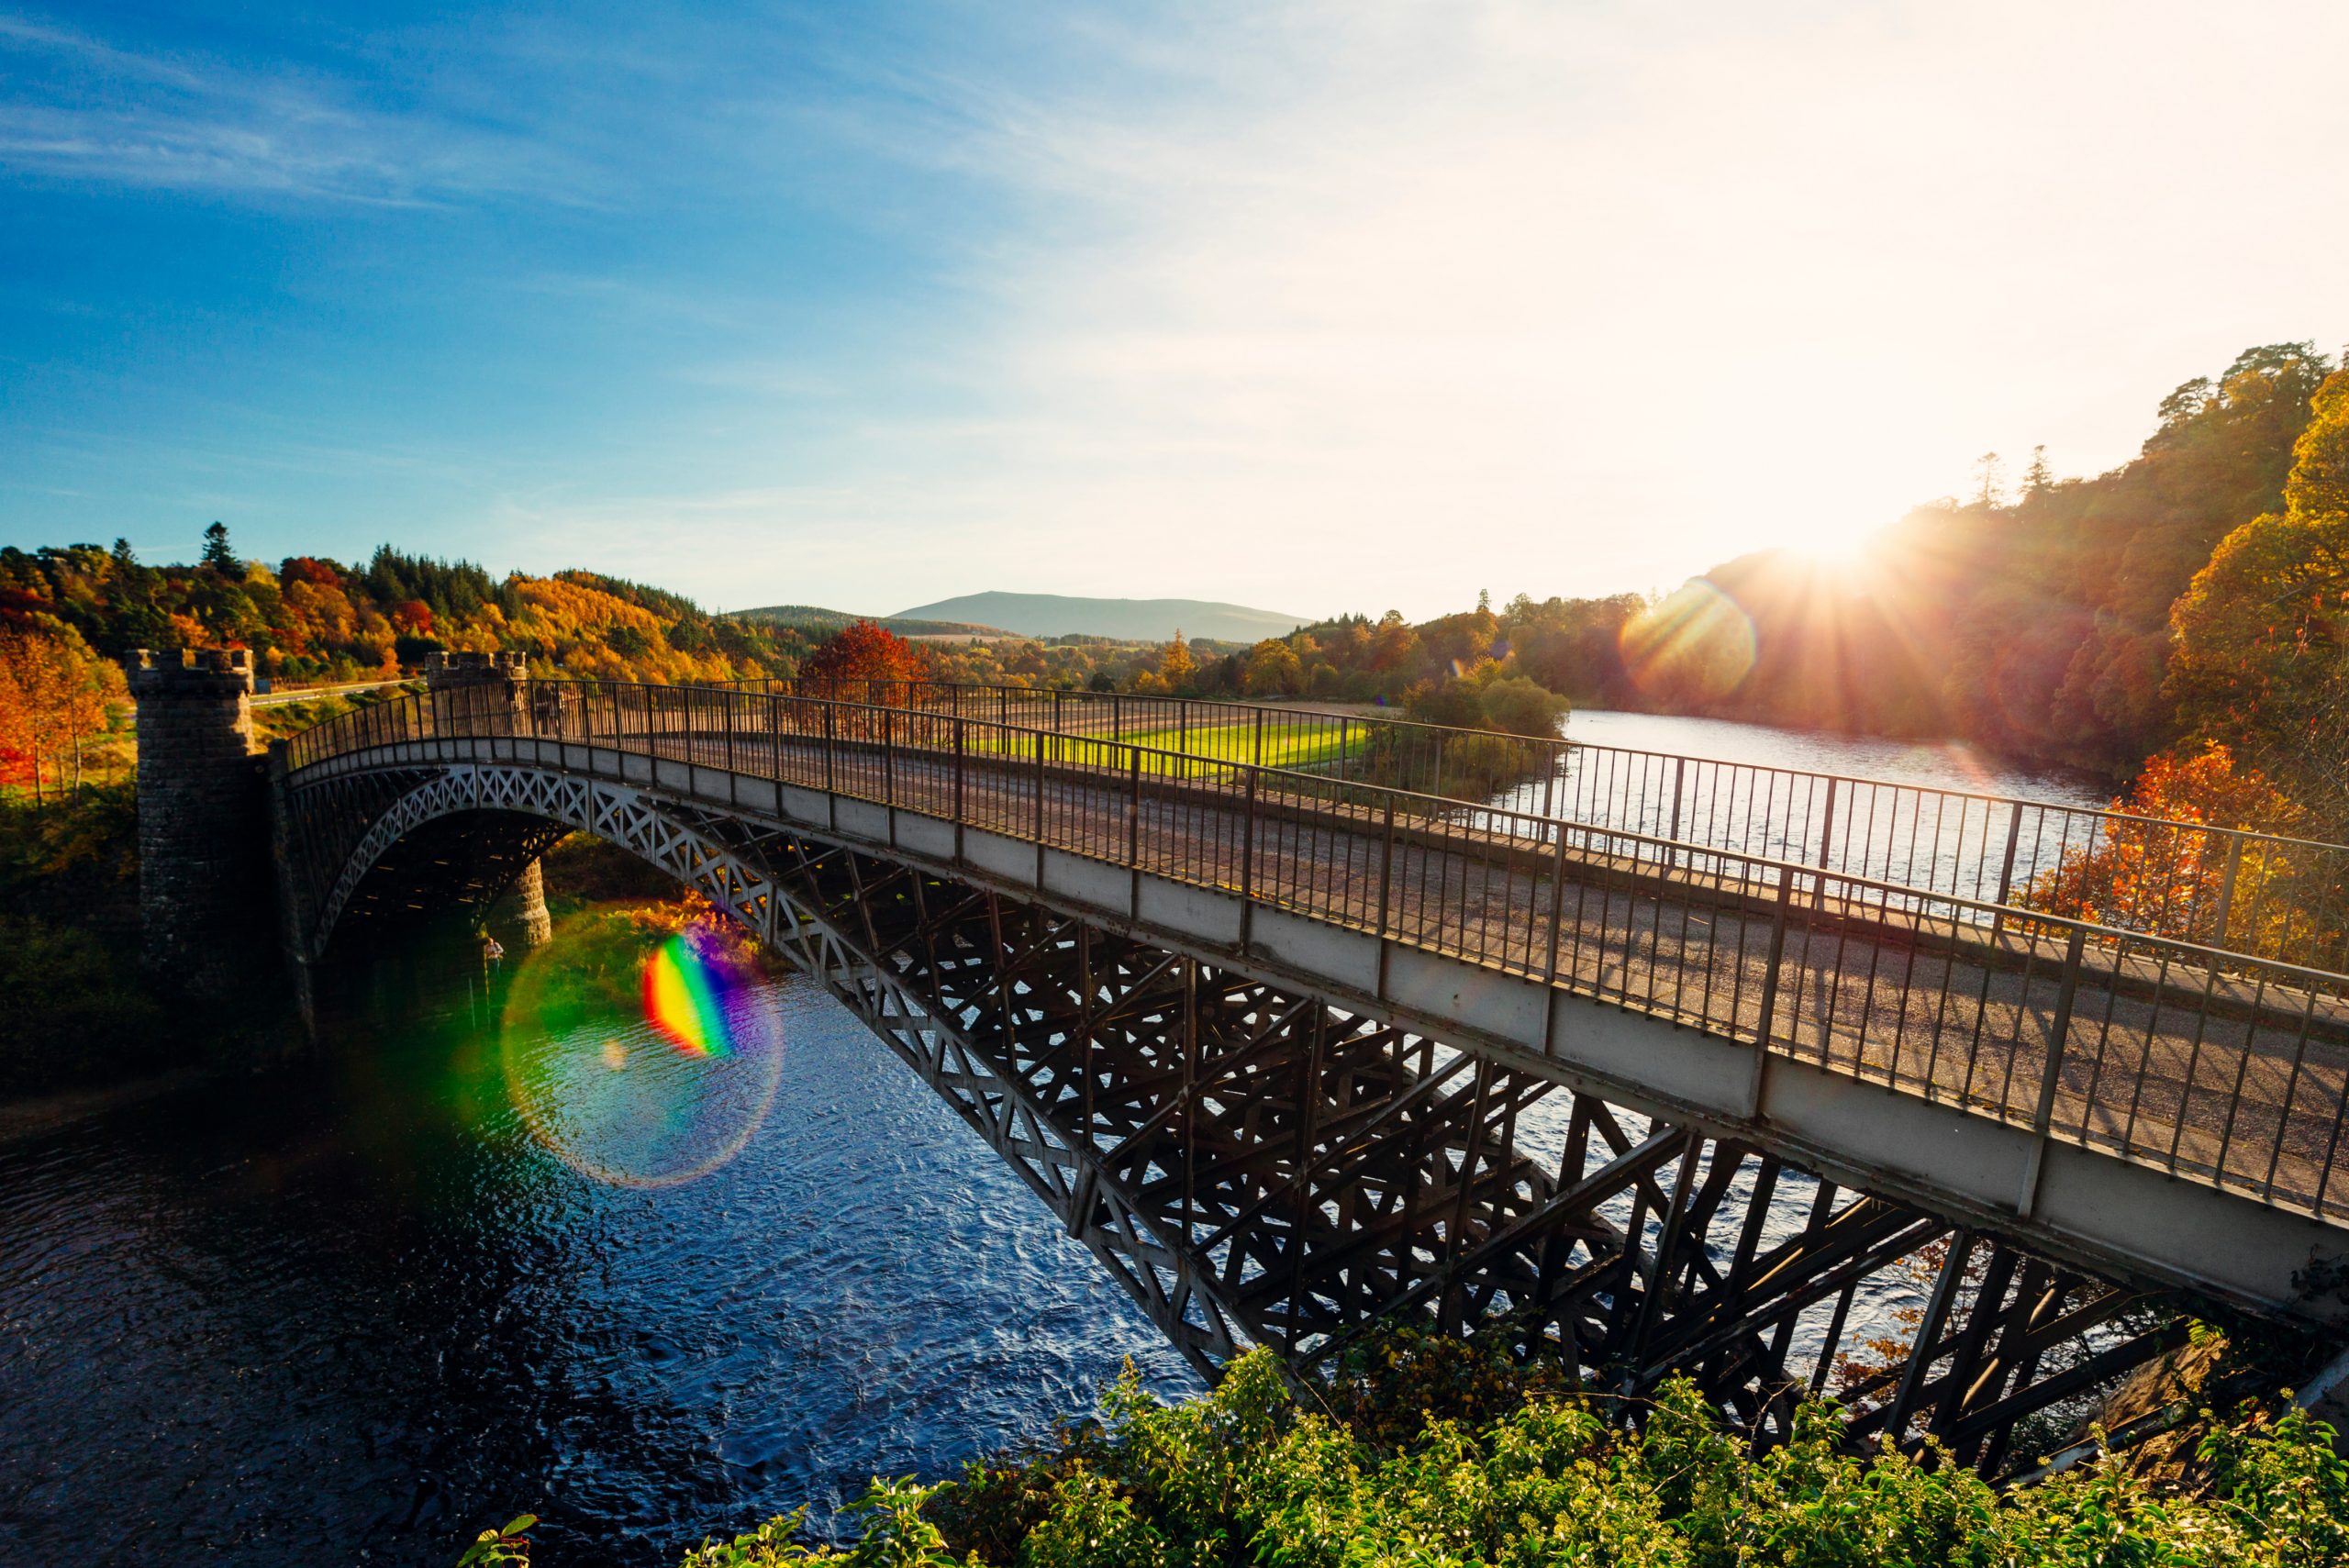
[3,2,2344,624]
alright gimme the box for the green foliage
[456,1513,537,1566]
[669,1341,2347,1568]
[1477,675,1567,739]
[1403,676,1486,730]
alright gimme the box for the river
[0,712,2112,1567]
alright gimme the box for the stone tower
[423,651,553,946]
[128,648,269,1001]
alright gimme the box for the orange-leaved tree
[803,620,926,703]
[0,619,127,801]
[2024,741,2314,955]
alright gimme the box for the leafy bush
[1478,674,1567,739]
[657,1338,2349,1566]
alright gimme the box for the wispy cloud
[0,11,581,205]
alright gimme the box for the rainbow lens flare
[500,917,785,1189]
[642,934,736,1058]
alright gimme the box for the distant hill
[727,604,1011,638]
[891,592,1309,644]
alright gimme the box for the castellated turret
[127,649,268,1001]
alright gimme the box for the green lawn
[971,717,1364,773]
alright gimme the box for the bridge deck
[284,691,2349,1238]
[795,732,2349,1218]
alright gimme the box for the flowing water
[0,975,1196,1566]
[0,713,2113,1566]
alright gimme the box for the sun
[1788,517,1880,571]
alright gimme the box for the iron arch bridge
[271,678,2349,1473]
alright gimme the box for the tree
[1972,451,2005,509]
[1479,676,1567,738]
[2167,367,2349,783]
[201,522,236,573]
[803,619,926,697]
[1242,639,1303,697]
[2023,742,2310,951]
[2021,444,2054,500]
[1157,630,1197,692]
[1369,610,1418,674]
[0,620,123,800]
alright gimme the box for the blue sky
[5,3,2345,621]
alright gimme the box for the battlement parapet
[126,646,256,699]
[422,650,527,688]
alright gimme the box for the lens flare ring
[499,917,785,1189]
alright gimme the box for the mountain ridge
[890,591,1310,643]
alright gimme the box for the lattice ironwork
[289,763,2190,1467]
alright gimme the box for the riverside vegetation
[446,1331,2349,1567]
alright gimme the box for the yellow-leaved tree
[1157,630,1197,692]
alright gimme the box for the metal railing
[707,676,2349,974]
[284,679,2349,1225]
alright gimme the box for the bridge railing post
[882,705,896,810]
[953,717,966,830]
[1241,763,1258,906]
[1667,754,1687,873]
[2018,925,2088,1218]
[1033,728,1048,877]
[2212,834,2244,949]
[1817,775,1839,874]
[824,701,837,797]
[1753,862,1796,1052]
[1127,745,1141,871]
[1376,794,1396,942]
[2031,926,2087,1139]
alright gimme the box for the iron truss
[291,765,2189,1470]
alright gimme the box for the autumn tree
[2023,742,2310,952]
[1157,629,1197,692]
[0,620,125,800]
[803,619,927,700]
[1369,610,1419,674]
[2167,366,2349,801]
[1242,639,1303,696]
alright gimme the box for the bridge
[134,650,2349,1474]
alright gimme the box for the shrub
[642,1336,2348,1567]
[1479,675,1568,738]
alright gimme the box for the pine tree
[2021,445,2054,500]
[201,521,236,573]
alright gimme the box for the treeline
[0,531,812,690]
